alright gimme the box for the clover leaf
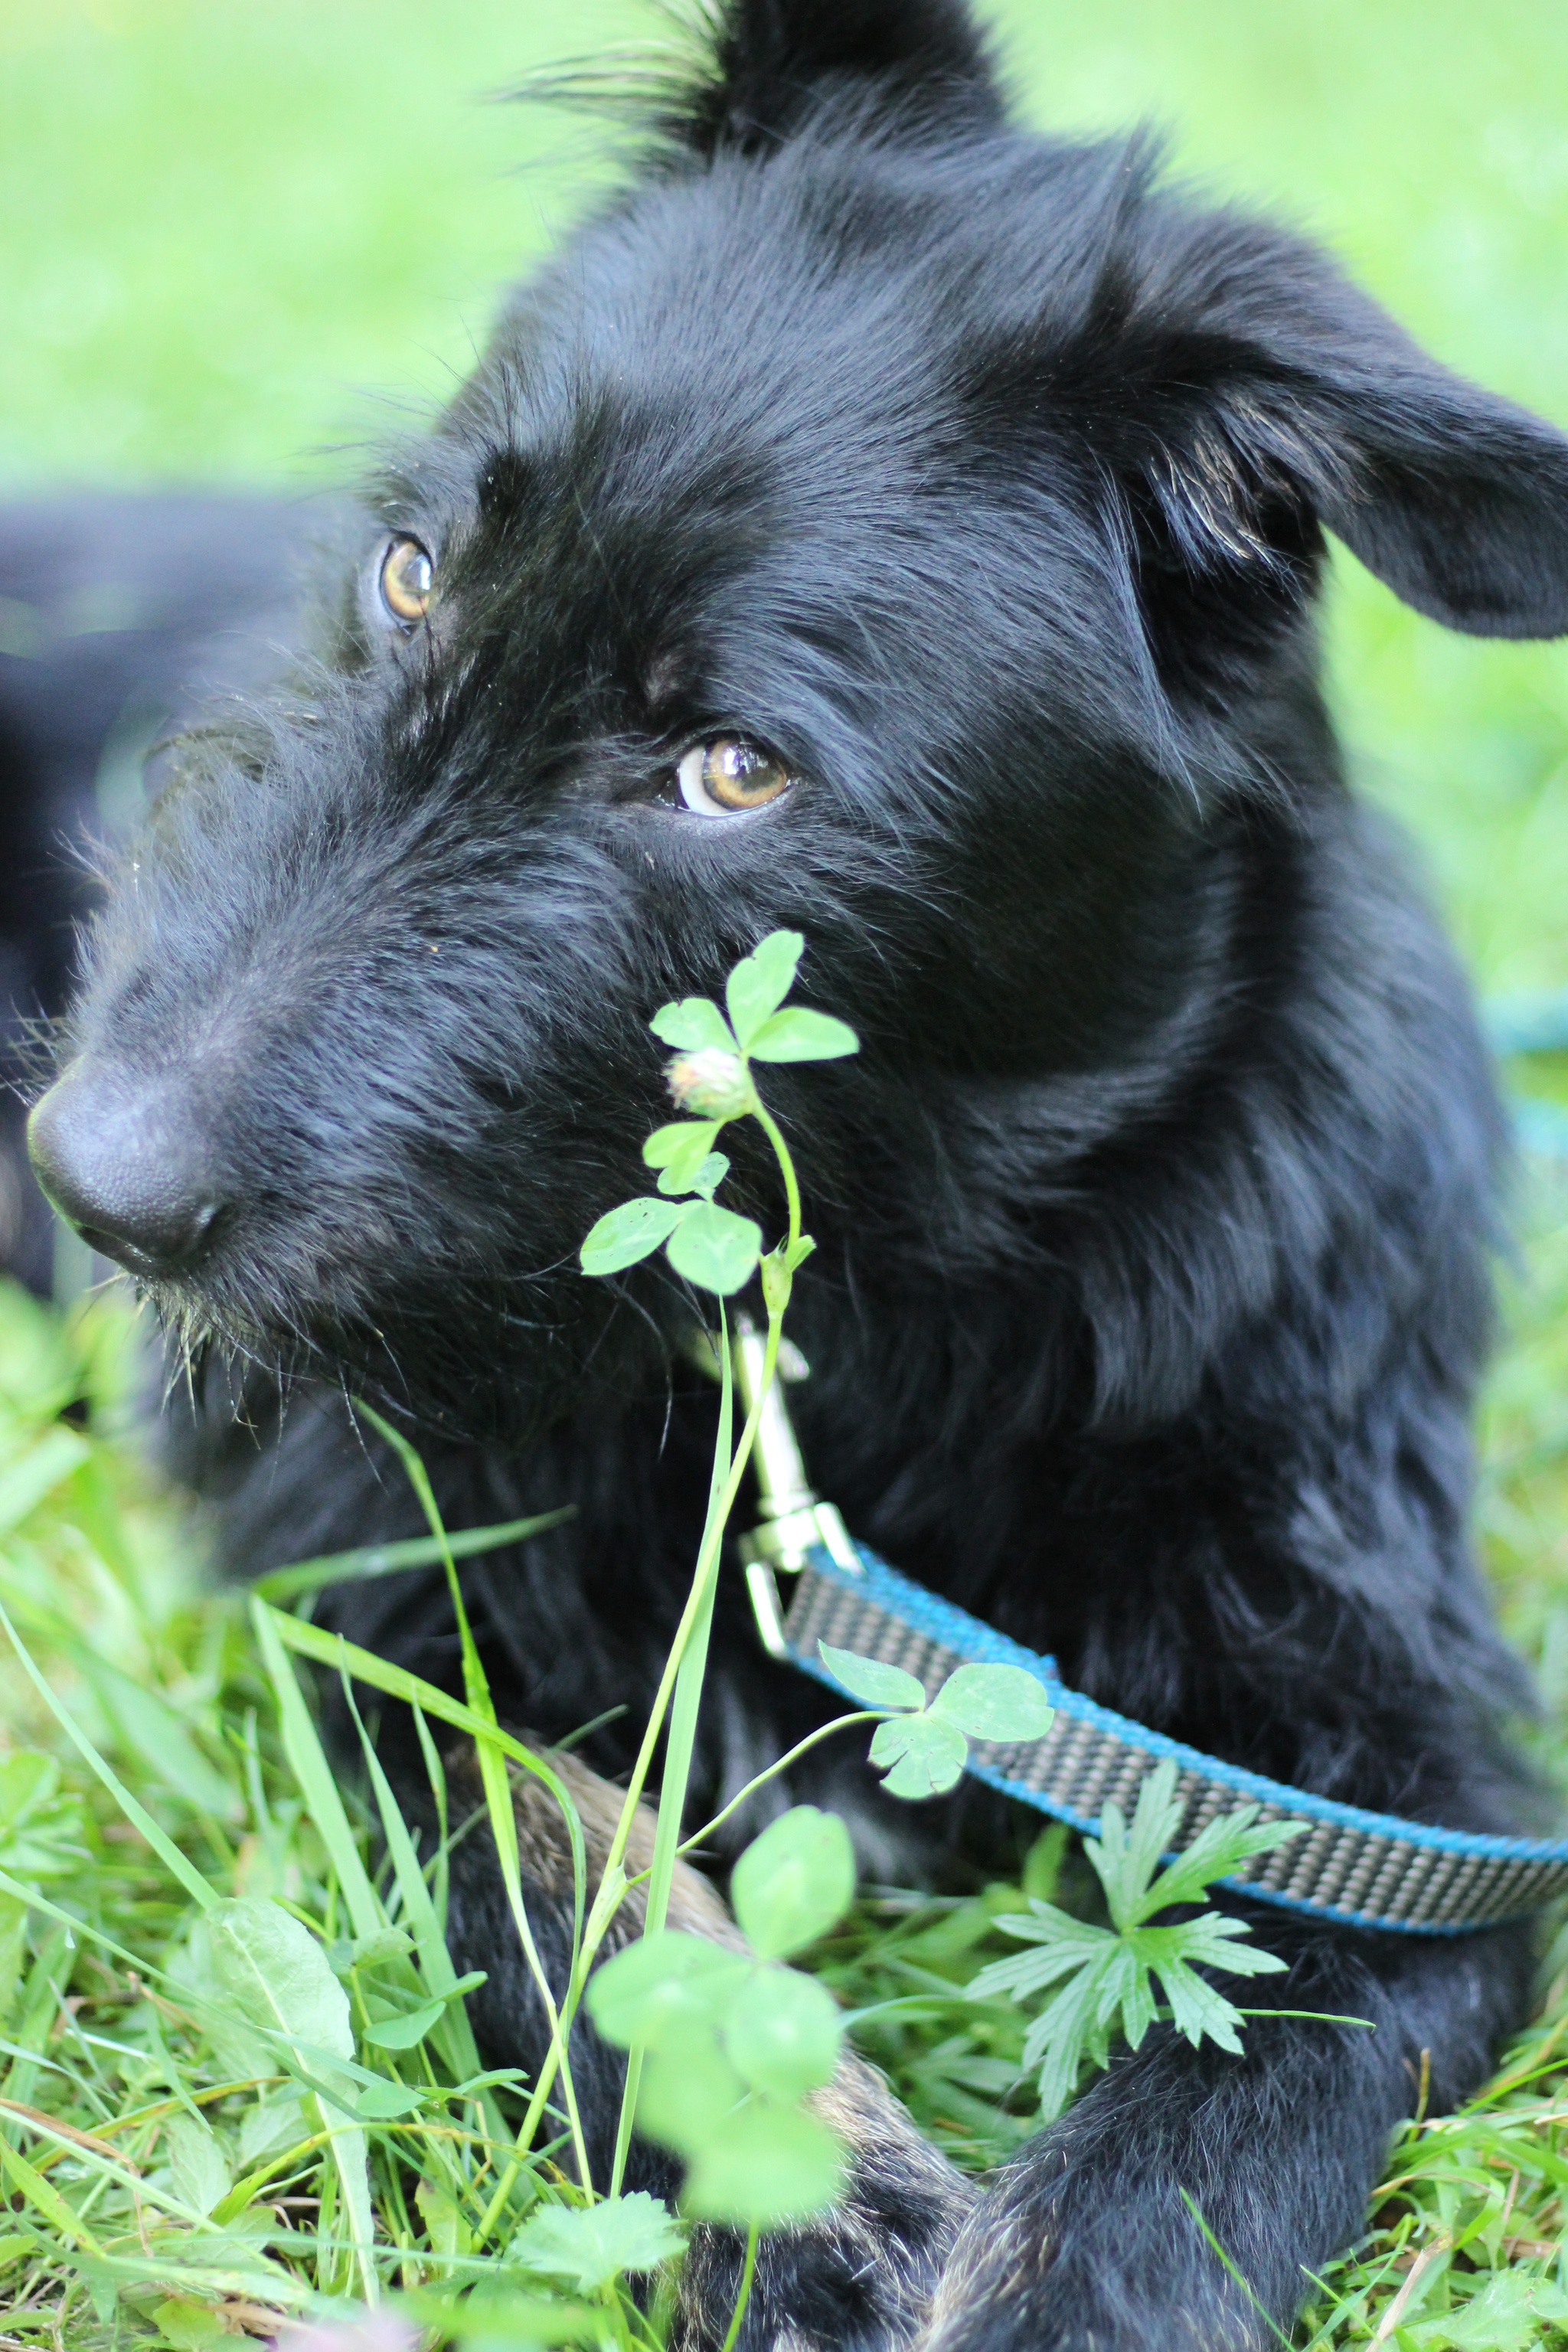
[681,2103,844,2226]
[746,1008,860,1062]
[726,930,805,1047]
[586,1815,853,2232]
[648,997,735,1054]
[818,1644,1055,1801]
[642,1120,722,1194]
[928,1661,1056,1743]
[665,1200,763,1295]
[580,1197,686,1276]
[730,1804,855,1958]
[816,1644,926,1712]
[868,1712,969,1798]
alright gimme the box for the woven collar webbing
[782,1544,1568,1936]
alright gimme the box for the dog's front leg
[439,1745,972,2350]
[921,1911,1533,2352]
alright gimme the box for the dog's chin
[143,1254,616,1449]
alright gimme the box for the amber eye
[673,737,794,818]
[378,536,433,626]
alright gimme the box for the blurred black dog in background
[0,495,317,1290]
[15,2,1568,2344]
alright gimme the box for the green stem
[721,2221,761,2352]
[750,1095,802,1254]
[608,1321,734,2194]
[491,1067,809,2223]
[616,1712,881,1879]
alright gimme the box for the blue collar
[727,1323,1568,1937]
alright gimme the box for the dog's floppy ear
[677,0,1001,154]
[1085,214,1568,704]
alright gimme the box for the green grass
[3,1250,1568,2348]
[3,0,1568,2342]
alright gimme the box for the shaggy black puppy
[24,2,1568,2345]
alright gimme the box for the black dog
[22,2,1568,2344]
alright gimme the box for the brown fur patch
[446,1737,742,1953]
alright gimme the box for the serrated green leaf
[1142,1914,1289,1981]
[650,997,734,1053]
[665,1200,763,1295]
[726,930,805,1047]
[1088,1761,1184,1929]
[1124,1808,1308,1922]
[1021,1958,1116,2122]
[967,1909,1109,2004]
[731,1805,857,1958]
[580,1195,688,1276]
[681,2101,843,2226]
[746,1007,861,1062]
[1154,1955,1250,2053]
[1108,1946,1158,2050]
[511,2190,684,2292]
[869,1712,969,1798]
[929,1663,1055,1744]
[817,1642,926,1712]
[722,1965,842,2099]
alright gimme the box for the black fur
[21,2,1568,2344]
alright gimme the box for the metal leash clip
[728,1314,862,1658]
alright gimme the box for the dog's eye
[671,737,794,818]
[378,537,433,627]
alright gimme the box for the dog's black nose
[27,1066,225,1279]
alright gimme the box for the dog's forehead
[373,141,1115,744]
[450,150,1003,550]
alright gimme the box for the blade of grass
[338,1670,505,2148]
[253,1508,574,1603]
[608,1305,733,2197]
[252,1599,383,1942]
[0,1594,215,1914]
[0,2135,103,2255]
[333,1415,594,2189]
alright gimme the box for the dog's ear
[1079,215,1568,704]
[677,0,1001,154]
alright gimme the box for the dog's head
[28,0,1568,1431]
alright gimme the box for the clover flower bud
[666,1047,752,1119]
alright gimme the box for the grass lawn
[2,1,1568,2344]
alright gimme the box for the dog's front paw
[917,2164,1268,2352]
[675,2057,975,2352]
